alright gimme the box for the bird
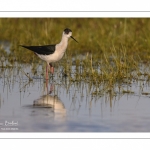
[33,94,66,120]
[20,28,78,80]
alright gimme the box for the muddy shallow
[0,65,150,132]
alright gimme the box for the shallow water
[0,64,150,132]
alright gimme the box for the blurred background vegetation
[0,18,150,63]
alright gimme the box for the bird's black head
[64,28,72,34]
[63,28,78,43]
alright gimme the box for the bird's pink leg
[45,79,49,93]
[49,63,54,74]
[46,64,49,80]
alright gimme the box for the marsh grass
[1,18,150,97]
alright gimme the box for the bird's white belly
[37,51,64,63]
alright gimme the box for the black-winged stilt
[20,28,78,80]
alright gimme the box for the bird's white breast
[36,44,67,63]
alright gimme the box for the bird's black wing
[20,45,56,55]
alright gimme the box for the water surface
[0,64,150,132]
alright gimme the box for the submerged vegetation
[1,18,150,96]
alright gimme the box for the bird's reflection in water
[33,80,66,121]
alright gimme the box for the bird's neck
[60,36,68,45]
[58,36,68,51]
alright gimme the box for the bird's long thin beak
[71,36,78,43]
